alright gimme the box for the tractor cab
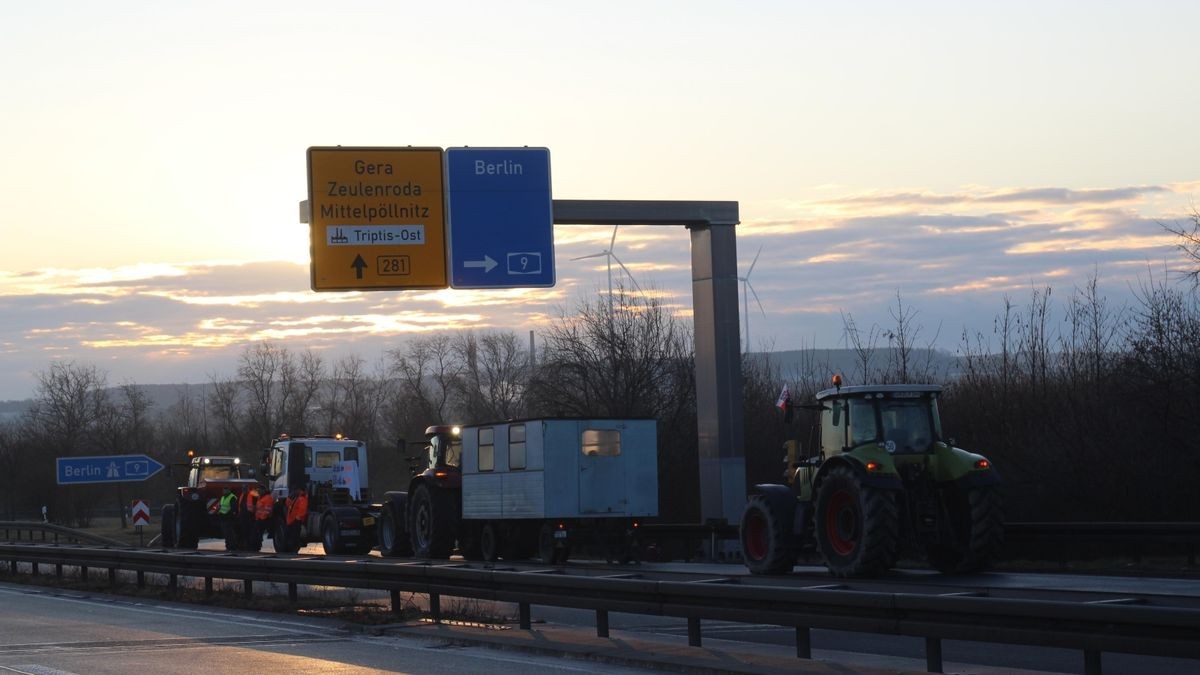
[817,383,944,457]
[408,425,462,488]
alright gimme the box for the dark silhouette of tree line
[2,265,1198,527]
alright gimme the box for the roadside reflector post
[137,570,145,588]
[796,625,811,659]
[926,637,943,673]
[205,577,213,595]
[519,602,531,629]
[596,609,609,638]
[429,593,441,623]
[390,590,401,615]
[244,579,253,598]
[688,617,701,647]
[288,582,298,601]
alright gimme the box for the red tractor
[160,453,259,549]
[376,425,463,558]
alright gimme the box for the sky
[1,1,1198,401]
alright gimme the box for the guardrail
[1,542,1196,675]
[0,521,128,548]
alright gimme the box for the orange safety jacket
[240,489,259,512]
[286,492,308,526]
[255,492,275,521]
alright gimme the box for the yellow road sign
[307,147,447,290]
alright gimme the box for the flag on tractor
[776,384,790,412]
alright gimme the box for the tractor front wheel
[815,465,898,577]
[160,504,177,547]
[927,485,1004,574]
[378,503,411,557]
[176,501,201,549]
[739,495,798,574]
[409,483,453,559]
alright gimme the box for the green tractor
[740,378,1003,577]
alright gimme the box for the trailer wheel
[740,495,798,574]
[927,485,1004,573]
[378,503,411,557]
[322,513,345,555]
[815,464,898,577]
[480,522,500,562]
[409,482,453,559]
[160,503,177,547]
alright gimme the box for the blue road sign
[56,454,165,485]
[446,147,555,289]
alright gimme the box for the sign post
[307,146,448,290]
[445,147,555,289]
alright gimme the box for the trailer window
[509,424,526,470]
[582,429,621,457]
[315,451,340,469]
[478,427,495,472]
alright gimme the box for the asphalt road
[0,581,655,675]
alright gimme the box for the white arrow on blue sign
[446,147,555,289]
[56,454,165,485]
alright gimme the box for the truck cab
[261,434,376,555]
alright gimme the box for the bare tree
[278,349,325,436]
[239,342,285,446]
[530,285,692,419]
[454,331,529,421]
[840,311,882,383]
[385,335,463,440]
[207,375,243,453]
[26,361,109,455]
[1161,207,1200,288]
[323,354,387,444]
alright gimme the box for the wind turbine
[570,224,643,303]
[739,245,766,353]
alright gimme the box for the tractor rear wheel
[740,495,798,574]
[927,485,1004,573]
[160,504,177,547]
[815,465,898,577]
[409,483,453,559]
[378,503,411,557]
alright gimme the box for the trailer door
[579,425,626,514]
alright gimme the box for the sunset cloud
[0,181,1195,399]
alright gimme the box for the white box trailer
[459,417,658,563]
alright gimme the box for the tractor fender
[750,484,810,537]
[814,454,903,492]
[382,490,408,520]
[934,444,1002,487]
